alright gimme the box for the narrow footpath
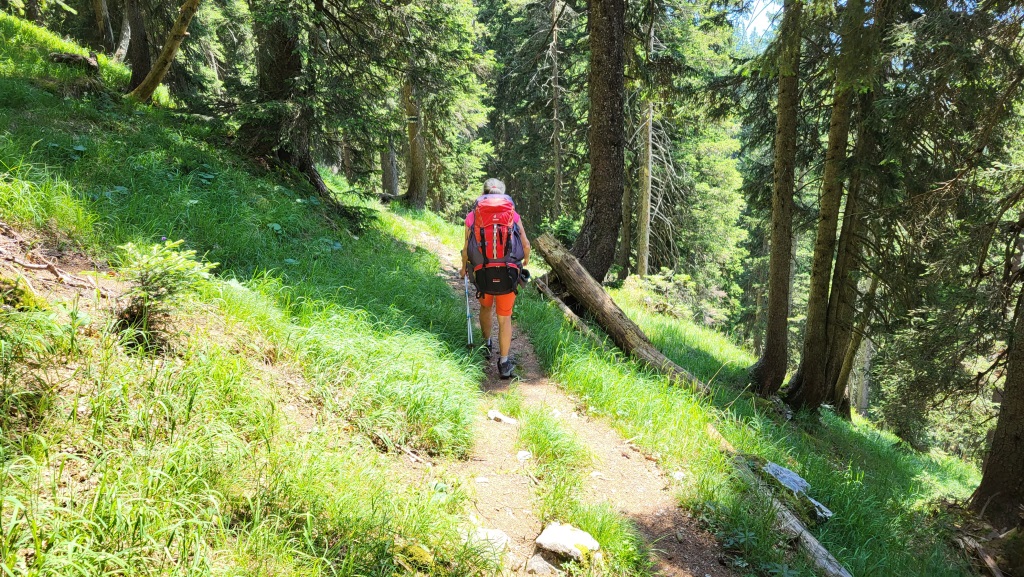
[401,223,738,577]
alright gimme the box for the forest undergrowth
[0,13,987,577]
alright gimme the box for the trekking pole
[464,275,474,348]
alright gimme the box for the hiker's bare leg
[497,314,512,358]
[479,303,494,342]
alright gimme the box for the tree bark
[92,0,115,49]
[636,97,654,277]
[785,0,865,411]
[128,0,201,102]
[571,0,625,282]
[749,0,802,397]
[125,0,150,90]
[381,137,399,198]
[616,182,633,279]
[25,0,40,23]
[535,233,706,392]
[403,78,428,209]
[238,4,330,199]
[971,285,1024,531]
[550,0,563,220]
[823,119,873,415]
[113,3,131,63]
[635,18,655,277]
[836,275,877,414]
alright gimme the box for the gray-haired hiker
[459,178,532,378]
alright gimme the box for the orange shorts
[479,292,516,317]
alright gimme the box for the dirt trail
[406,228,737,577]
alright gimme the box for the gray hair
[483,178,506,195]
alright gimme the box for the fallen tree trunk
[534,233,706,393]
[534,232,853,577]
[707,426,854,577]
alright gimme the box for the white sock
[500,356,508,364]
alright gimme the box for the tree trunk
[113,3,131,63]
[92,0,115,49]
[535,233,705,392]
[636,98,654,277]
[238,4,330,199]
[125,0,150,90]
[381,137,399,198]
[971,286,1024,531]
[25,0,40,23]
[823,120,873,414]
[837,275,877,414]
[785,0,865,411]
[749,0,802,397]
[616,183,633,280]
[571,0,625,282]
[550,0,563,220]
[635,19,655,277]
[128,0,201,102]
[403,78,428,209]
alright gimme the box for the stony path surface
[402,226,737,577]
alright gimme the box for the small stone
[551,409,562,418]
[536,522,600,561]
[590,471,604,478]
[675,531,686,543]
[526,553,559,575]
[672,471,686,481]
[517,450,533,462]
[487,410,518,425]
[469,527,510,556]
[476,476,490,484]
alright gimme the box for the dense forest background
[3,0,1023,540]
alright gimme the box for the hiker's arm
[459,226,471,277]
[518,221,531,267]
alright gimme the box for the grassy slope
[0,15,492,576]
[0,13,980,577]
[402,210,981,576]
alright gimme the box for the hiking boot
[498,356,516,379]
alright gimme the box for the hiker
[460,178,531,378]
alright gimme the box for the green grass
[0,14,493,576]
[402,210,980,577]
[517,408,650,576]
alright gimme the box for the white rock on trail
[517,450,533,462]
[469,527,510,555]
[487,410,518,425]
[535,522,600,561]
[525,553,559,575]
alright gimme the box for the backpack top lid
[473,194,515,226]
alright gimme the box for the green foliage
[539,214,583,247]
[113,239,216,336]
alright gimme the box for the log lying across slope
[533,232,854,577]
[534,233,708,394]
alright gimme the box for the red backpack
[467,194,524,295]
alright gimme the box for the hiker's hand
[459,267,466,278]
